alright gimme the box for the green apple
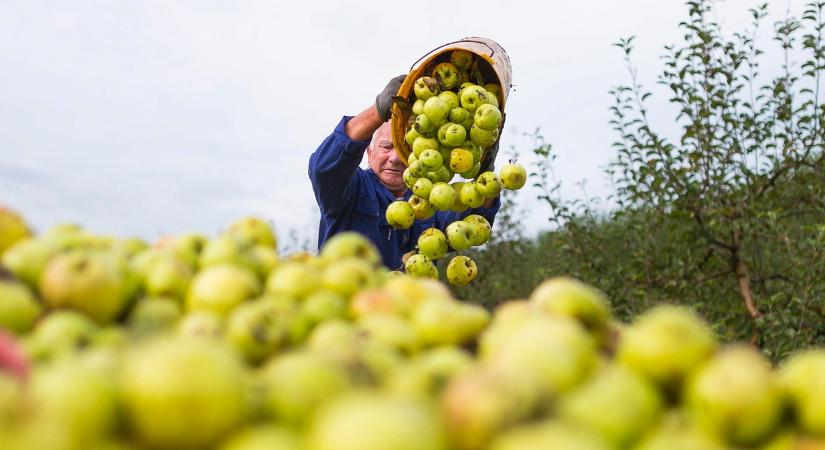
[219,425,301,450]
[308,391,447,450]
[128,297,182,335]
[412,98,425,115]
[412,136,440,157]
[357,313,419,354]
[409,195,436,220]
[446,222,476,251]
[449,107,470,124]
[489,421,612,450]
[266,262,321,300]
[414,114,435,136]
[617,305,716,389]
[152,233,206,268]
[528,276,611,340]
[470,124,499,147]
[186,264,261,315]
[319,231,381,267]
[414,76,439,100]
[403,168,419,189]
[226,216,277,249]
[144,254,194,300]
[199,235,257,272]
[460,85,488,113]
[449,148,474,173]
[500,162,527,190]
[633,416,728,450]
[459,162,481,180]
[438,123,467,147]
[432,62,460,90]
[446,255,477,286]
[27,310,99,362]
[779,349,825,435]
[485,91,499,108]
[417,228,448,260]
[405,127,421,147]
[405,254,438,279]
[432,165,452,183]
[464,215,491,246]
[475,171,502,197]
[226,298,289,363]
[423,96,450,125]
[386,200,415,229]
[413,298,488,345]
[484,83,502,98]
[0,207,30,255]
[438,91,460,110]
[1,238,57,288]
[121,337,247,449]
[685,345,783,446]
[322,257,379,298]
[301,289,347,326]
[428,182,457,211]
[261,351,351,426]
[419,149,443,171]
[39,251,132,324]
[413,178,434,199]
[177,311,225,339]
[460,182,485,208]
[557,365,663,448]
[0,278,41,335]
[474,104,502,131]
[450,50,474,69]
[450,182,469,213]
[409,160,428,177]
[251,245,280,278]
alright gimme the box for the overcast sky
[0,1,804,251]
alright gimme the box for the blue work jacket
[309,116,501,269]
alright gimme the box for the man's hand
[375,75,407,122]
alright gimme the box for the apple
[144,254,194,300]
[128,297,182,335]
[432,62,460,90]
[475,171,503,198]
[474,104,502,131]
[0,277,41,335]
[226,216,277,249]
[528,276,611,341]
[460,182,485,208]
[446,255,477,286]
[39,251,132,324]
[251,245,280,278]
[413,76,439,100]
[484,83,502,97]
[500,162,527,190]
[226,299,289,363]
[405,128,421,147]
[419,149,443,171]
[121,338,247,449]
[186,264,261,316]
[488,421,613,450]
[460,85,488,113]
[301,289,347,326]
[779,349,825,434]
[409,195,436,220]
[485,91,500,108]
[386,200,415,229]
[357,313,419,354]
[319,231,381,267]
[450,49,474,69]
[412,178,434,199]
[557,365,663,448]
[198,235,257,272]
[307,392,447,450]
[1,238,57,289]
[428,182,457,211]
[266,262,321,300]
[450,148,474,173]
[685,345,783,446]
[617,305,716,390]
[408,160,428,178]
[432,165,452,183]
[469,124,499,147]
[438,91,460,110]
[438,123,467,147]
[412,99,425,115]
[322,257,379,298]
[177,311,225,339]
[412,136,440,157]
[417,228,448,260]
[450,182,469,213]
[404,254,438,279]
[152,233,206,268]
[220,425,301,450]
[423,96,450,125]
[449,107,470,124]
[460,163,481,180]
[414,114,435,136]
[0,207,30,255]
[403,168,419,189]
[27,310,100,363]
[464,215,492,246]
[413,298,488,345]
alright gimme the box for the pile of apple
[1,207,825,450]
[387,49,527,286]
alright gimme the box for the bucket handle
[409,38,496,70]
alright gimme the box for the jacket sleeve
[434,196,502,232]
[308,116,372,216]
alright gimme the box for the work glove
[478,112,506,173]
[375,74,407,122]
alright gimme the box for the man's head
[367,122,407,197]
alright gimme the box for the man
[309,75,501,269]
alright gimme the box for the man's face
[368,123,407,195]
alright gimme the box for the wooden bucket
[390,37,513,165]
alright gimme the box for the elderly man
[309,75,501,269]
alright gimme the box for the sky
[0,0,805,252]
